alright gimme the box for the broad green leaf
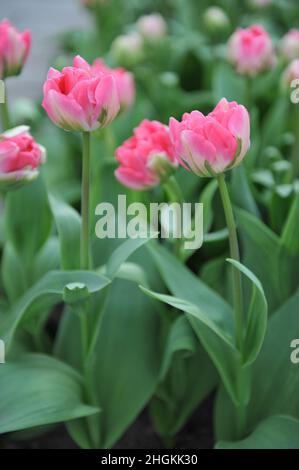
[5,176,52,268]
[236,208,281,312]
[261,98,289,149]
[1,242,27,302]
[227,259,267,366]
[105,233,158,279]
[50,196,81,270]
[140,286,235,348]
[278,191,299,299]
[212,62,246,104]
[150,316,217,439]
[216,415,299,449]
[0,271,110,350]
[145,242,242,405]
[201,256,231,300]
[66,278,163,449]
[215,286,299,441]
[0,354,99,434]
[230,166,260,218]
[32,237,60,282]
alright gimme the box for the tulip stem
[1,82,11,131]
[246,77,252,112]
[216,173,244,351]
[217,173,247,438]
[81,131,91,271]
[163,175,184,204]
[163,176,184,259]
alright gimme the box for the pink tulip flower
[0,20,31,79]
[42,56,120,132]
[115,119,177,190]
[281,29,299,61]
[0,126,46,189]
[227,25,276,77]
[169,98,250,177]
[73,56,135,112]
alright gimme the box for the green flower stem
[81,132,91,270]
[246,77,252,112]
[104,126,116,157]
[217,173,244,350]
[163,175,184,204]
[1,82,11,131]
[163,175,184,259]
[217,173,247,438]
[80,131,91,368]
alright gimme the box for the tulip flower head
[115,119,177,190]
[0,126,46,190]
[74,56,135,112]
[227,25,276,77]
[111,32,144,67]
[281,29,299,61]
[136,14,167,40]
[0,19,31,79]
[283,59,299,88]
[42,55,120,132]
[169,98,250,177]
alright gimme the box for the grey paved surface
[0,0,91,101]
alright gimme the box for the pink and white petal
[181,130,216,176]
[94,74,120,128]
[42,89,89,131]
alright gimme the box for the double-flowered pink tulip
[227,25,276,77]
[169,98,250,177]
[0,126,46,189]
[115,119,177,190]
[74,56,135,112]
[0,20,31,79]
[42,55,120,132]
[281,29,299,61]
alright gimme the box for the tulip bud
[111,32,144,68]
[203,7,230,35]
[115,119,177,190]
[281,29,299,61]
[136,13,167,41]
[169,98,250,177]
[0,20,31,79]
[0,126,46,191]
[227,25,276,77]
[42,55,120,132]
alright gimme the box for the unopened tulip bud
[136,13,167,40]
[0,126,46,191]
[169,98,250,177]
[203,7,230,34]
[281,29,299,61]
[0,20,31,79]
[111,32,144,68]
[227,25,276,77]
